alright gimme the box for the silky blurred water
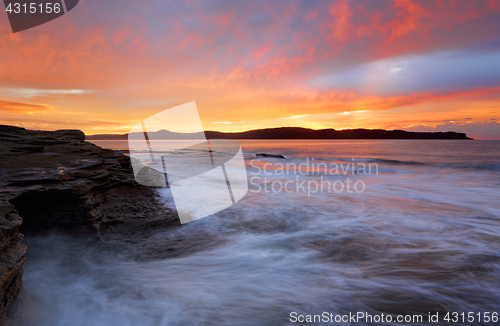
[23,140,500,325]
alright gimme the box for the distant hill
[90,129,206,140]
[86,127,473,140]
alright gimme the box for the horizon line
[85,126,464,136]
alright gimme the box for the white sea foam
[23,140,500,325]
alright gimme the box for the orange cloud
[0,99,53,114]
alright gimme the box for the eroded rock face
[0,209,25,323]
[0,125,179,322]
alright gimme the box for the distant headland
[86,127,473,140]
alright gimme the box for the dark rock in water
[0,125,179,323]
[256,153,286,159]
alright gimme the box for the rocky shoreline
[0,125,179,324]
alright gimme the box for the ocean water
[22,140,500,325]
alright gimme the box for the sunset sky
[0,0,499,139]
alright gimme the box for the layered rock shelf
[0,125,179,323]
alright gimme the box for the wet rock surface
[0,125,179,323]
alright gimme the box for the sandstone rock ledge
[0,125,179,324]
